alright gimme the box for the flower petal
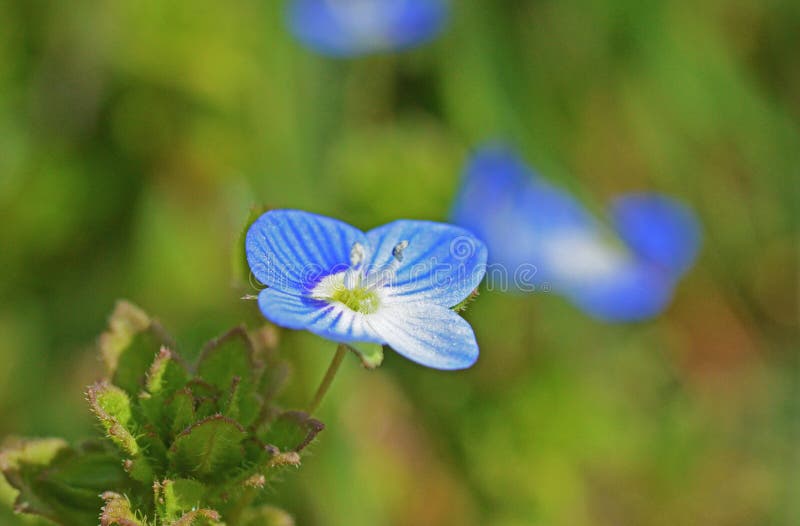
[563,262,676,322]
[451,145,598,292]
[369,301,478,370]
[451,145,690,321]
[246,210,366,294]
[365,220,487,307]
[537,228,678,321]
[611,193,701,278]
[258,288,382,343]
[287,0,447,57]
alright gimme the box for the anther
[392,240,409,262]
[345,242,366,290]
[362,240,410,290]
[350,242,366,268]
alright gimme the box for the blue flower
[246,210,487,369]
[287,0,448,57]
[451,145,701,322]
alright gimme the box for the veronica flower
[287,0,448,57]
[246,210,486,369]
[451,145,701,322]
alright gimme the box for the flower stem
[307,343,348,415]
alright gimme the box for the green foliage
[87,383,139,456]
[168,416,246,479]
[155,479,205,520]
[257,411,324,454]
[1,301,323,525]
[100,492,142,526]
[0,440,129,525]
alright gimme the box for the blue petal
[365,220,487,307]
[369,301,479,370]
[451,146,597,291]
[258,288,383,343]
[450,144,691,321]
[287,0,447,57]
[246,210,366,294]
[611,193,702,278]
[563,262,676,322]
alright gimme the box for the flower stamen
[312,240,410,314]
[362,240,409,290]
[344,242,366,290]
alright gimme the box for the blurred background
[0,0,798,524]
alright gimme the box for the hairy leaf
[1,440,128,526]
[197,328,261,425]
[165,389,196,438]
[168,415,246,479]
[171,508,221,526]
[100,492,143,526]
[145,347,189,397]
[140,348,190,439]
[258,411,324,453]
[87,383,153,482]
[99,301,172,396]
[155,479,206,522]
[87,383,137,456]
[196,327,257,393]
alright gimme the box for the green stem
[307,344,348,415]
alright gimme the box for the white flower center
[311,240,409,314]
[542,230,627,282]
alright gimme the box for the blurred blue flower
[287,0,448,57]
[451,145,701,322]
[246,210,486,369]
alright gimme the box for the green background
[0,0,798,524]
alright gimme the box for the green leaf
[219,378,259,428]
[171,508,222,526]
[137,424,168,474]
[1,440,128,526]
[87,383,138,456]
[250,325,290,408]
[258,411,324,453]
[87,383,153,483]
[121,458,153,486]
[345,342,384,369]
[165,389,196,437]
[44,442,128,496]
[185,379,220,399]
[240,505,295,526]
[99,300,172,396]
[0,438,71,524]
[168,415,246,479]
[195,398,219,421]
[196,327,262,425]
[0,438,67,469]
[100,492,143,526]
[155,479,206,522]
[140,348,191,439]
[221,376,243,420]
[196,327,258,394]
[145,347,189,397]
